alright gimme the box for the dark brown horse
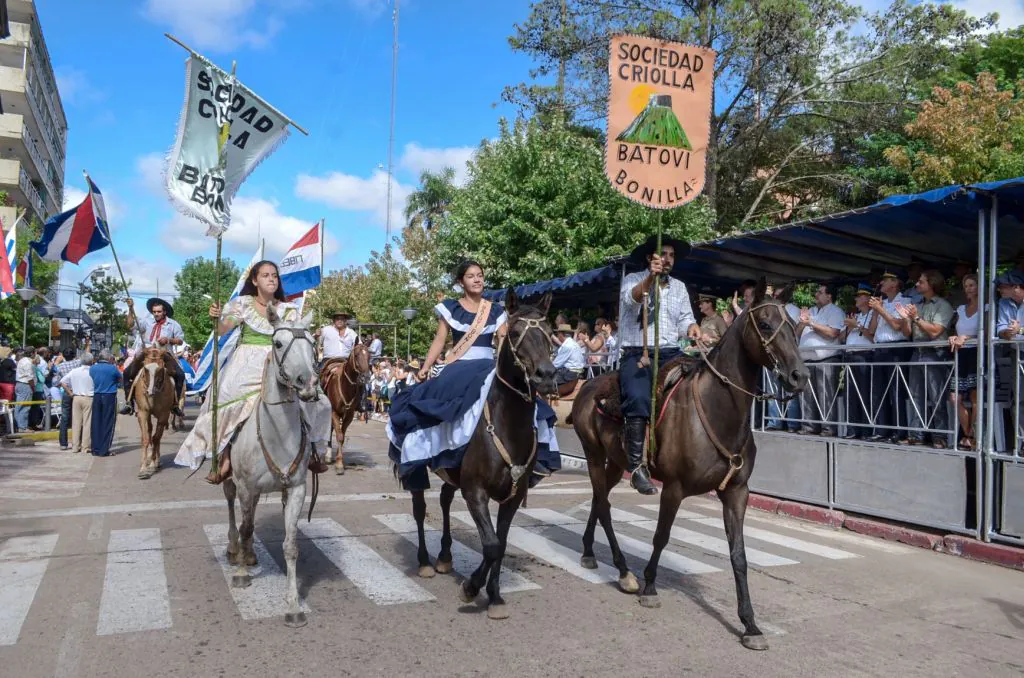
[406,289,557,620]
[320,343,372,474]
[571,279,807,650]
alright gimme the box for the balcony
[23,65,63,176]
[19,164,44,221]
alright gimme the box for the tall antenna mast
[385,0,399,243]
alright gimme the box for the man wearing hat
[619,234,701,495]
[995,271,1024,340]
[120,297,186,416]
[865,271,911,442]
[840,284,876,439]
[552,324,586,386]
[316,311,358,368]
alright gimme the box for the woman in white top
[948,273,980,450]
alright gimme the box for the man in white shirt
[60,353,95,454]
[317,312,358,365]
[865,272,910,442]
[121,297,186,417]
[618,235,700,494]
[552,325,586,385]
[796,284,845,436]
[841,285,876,440]
[14,348,35,431]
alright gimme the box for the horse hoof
[226,549,242,566]
[579,555,598,570]
[284,612,308,628]
[434,559,453,575]
[638,595,661,609]
[742,634,769,651]
[137,471,151,480]
[231,575,251,588]
[244,553,258,567]
[458,581,477,604]
[418,565,436,578]
[619,572,640,594]
[335,465,345,476]
[487,604,509,620]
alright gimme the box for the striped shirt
[873,293,908,344]
[618,271,696,349]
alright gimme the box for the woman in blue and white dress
[387,260,561,490]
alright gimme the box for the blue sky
[38,0,1022,308]
[41,0,536,306]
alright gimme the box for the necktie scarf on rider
[149,319,166,343]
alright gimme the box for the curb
[713,491,1023,571]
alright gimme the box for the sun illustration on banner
[617,86,692,151]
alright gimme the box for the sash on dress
[444,299,492,363]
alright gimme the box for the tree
[0,213,61,347]
[172,257,242,348]
[505,0,993,228]
[82,276,132,348]
[308,245,437,358]
[404,168,457,231]
[424,117,715,288]
[882,72,1024,193]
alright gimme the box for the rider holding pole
[120,297,186,419]
[618,235,700,495]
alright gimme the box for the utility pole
[385,0,400,243]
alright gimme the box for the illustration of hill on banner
[616,94,692,150]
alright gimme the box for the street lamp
[15,288,34,346]
[77,264,111,344]
[401,308,417,361]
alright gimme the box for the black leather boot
[119,384,135,416]
[624,417,657,495]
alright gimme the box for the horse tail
[564,413,574,426]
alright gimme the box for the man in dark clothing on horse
[618,235,701,494]
[120,297,186,418]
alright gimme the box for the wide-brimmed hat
[146,297,174,318]
[331,311,352,321]
[627,234,692,276]
[995,271,1024,287]
[555,324,574,333]
[408,359,422,370]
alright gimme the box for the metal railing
[24,62,64,177]
[18,164,44,219]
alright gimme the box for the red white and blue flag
[15,249,31,288]
[31,176,110,263]
[0,218,15,299]
[278,220,323,301]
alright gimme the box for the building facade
[0,0,66,226]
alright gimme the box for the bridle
[269,326,318,399]
[494,315,554,403]
[325,347,370,411]
[695,301,795,403]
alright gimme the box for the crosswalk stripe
[373,514,540,594]
[575,500,706,520]
[0,479,85,490]
[299,518,435,605]
[607,508,798,567]
[204,524,310,620]
[1,466,90,480]
[636,506,859,560]
[742,513,913,554]
[452,511,619,584]
[96,529,172,635]
[521,508,721,576]
[0,458,92,470]
[0,534,59,645]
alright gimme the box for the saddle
[595,355,701,421]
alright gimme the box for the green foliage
[0,217,60,347]
[172,257,242,348]
[424,117,715,288]
[82,276,132,348]
[309,245,436,358]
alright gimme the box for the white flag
[166,55,290,235]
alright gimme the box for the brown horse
[134,347,176,480]
[320,343,372,474]
[405,290,557,620]
[570,279,807,650]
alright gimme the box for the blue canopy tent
[484,178,1024,306]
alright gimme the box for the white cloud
[399,142,475,186]
[135,153,166,195]
[62,185,126,224]
[54,68,103,106]
[295,169,412,229]
[160,196,338,259]
[54,255,178,310]
[143,0,282,51]
[950,0,1024,29]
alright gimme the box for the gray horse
[223,305,320,627]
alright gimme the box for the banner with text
[166,55,290,235]
[605,34,715,209]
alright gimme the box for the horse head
[739,278,808,392]
[501,289,557,397]
[350,343,372,384]
[141,347,167,397]
[267,304,319,402]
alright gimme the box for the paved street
[0,413,1022,678]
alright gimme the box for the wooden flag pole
[649,212,663,460]
[84,171,141,337]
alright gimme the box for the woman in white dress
[174,260,332,481]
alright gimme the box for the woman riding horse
[173,260,333,481]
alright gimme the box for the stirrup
[629,466,658,495]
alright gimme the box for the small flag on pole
[31,176,111,263]
[0,218,15,299]
[279,221,323,301]
[15,249,31,288]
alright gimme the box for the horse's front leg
[151,416,167,472]
[282,481,308,627]
[435,483,457,574]
[411,490,435,578]
[484,492,522,620]
[719,480,767,650]
[459,487,496,606]
[224,479,241,565]
[331,410,346,475]
[232,481,259,588]
[136,406,153,479]
[640,481,683,608]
